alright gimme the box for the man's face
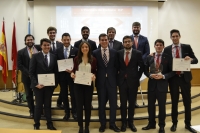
[47,30,56,41]
[123,38,133,50]
[62,36,71,47]
[81,29,90,40]
[25,36,34,48]
[107,29,116,40]
[132,26,141,35]
[41,41,51,54]
[99,36,109,48]
[171,32,181,45]
[154,42,164,53]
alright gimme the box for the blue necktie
[44,54,48,67]
[64,47,68,59]
[103,49,108,67]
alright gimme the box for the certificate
[74,71,92,86]
[173,58,190,71]
[191,125,200,132]
[38,73,55,86]
[57,58,74,72]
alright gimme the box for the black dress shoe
[170,124,177,132]
[47,123,57,130]
[129,123,137,132]
[121,123,127,132]
[79,127,83,133]
[85,126,90,133]
[185,125,197,133]
[159,127,165,133]
[72,113,77,120]
[63,113,70,120]
[57,103,64,109]
[135,103,140,108]
[142,124,156,130]
[109,125,120,132]
[99,125,106,132]
[33,125,40,130]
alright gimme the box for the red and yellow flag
[0,19,8,84]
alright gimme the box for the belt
[175,74,184,77]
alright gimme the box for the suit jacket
[56,45,78,82]
[117,49,144,88]
[144,53,175,92]
[163,44,198,82]
[93,48,118,88]
[50,41,63,54]
[74,39,97,51]
[29,52,58,89]
[17,45,41,82]
[98,40,123,51]
[131,34,150,60]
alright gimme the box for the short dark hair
[99,33,108,40]
[81,26,90,32]
[154,39,164,46]
[24,34,34,41]
[47,26,57,34]
[132,22,141,27]
[40,38,51,46]
[107,27,116,34]
[122,35,133,43]
[62,33,71,39]
[170,29,181,36]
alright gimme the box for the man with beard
[17,34,41,118]
[117,36,144,132]
[74,26,97,51]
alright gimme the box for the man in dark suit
[131,22,150,108]
[46,26,63,108]
[29,38,58,130]
[142,39,175,133]
[56,33,78,121]
[74,26,97,51]
[117,35,144,132]
[163,29,198,133]
[17,34,41,118]
[98,27,123,51]
[93,33,120,132]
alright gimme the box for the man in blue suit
[93,33,120,132]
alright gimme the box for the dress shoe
[99,125,106,132]
[33,125,40,130]
[47,123,57,130]
[85,126,90,133]
[135,103,140,108]
[72,113,77,120]
[129,123,137,132]
[121,123,127,132]
[170,124,177,132]
[63,113,70,120]
[78,127,83,133]
[142,124,156,130]
[57,103,64,109]
[109,125,120,132]
[185,125,197,133]
[159,127,165,133]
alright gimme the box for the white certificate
[191,125,200,132]
[38,74,55,86]
[57,58,74,72]
[173,58,190,71]
[74,71,92,86]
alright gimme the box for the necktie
[52,42,56,53]
[103,49,108,67]
[156,54,160,68]
[175,46,181,75]
[109,41,113,49]
[125,51,129,66]
[29,48,33,58]
[134,36,138,49]
[44,54,48,67]
[64,47,68,59]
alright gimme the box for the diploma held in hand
[38,74,55,86]
[57,58,73,72]
[74,71,92,86]
[173,58,190,71]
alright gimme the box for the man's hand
[65,69,72,73]
[35,84,44,89]
[150,74,163,79]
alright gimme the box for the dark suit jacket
[29,52,58,89]
[50,41,63,54]
[163,44,198,82]
[74,39,97,51]
[17,45,41,82]
[56,46,78,82]
[93,48,118,88]
[98,40,123,51]
[144,53,175,92]
[131,34,150,60]
[117,49,144,88]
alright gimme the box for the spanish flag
[0,19,8,84]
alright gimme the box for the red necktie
[134,36,138,49]
[175,46,181,75]
[125,51,129,66]
[156,54,160,68]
